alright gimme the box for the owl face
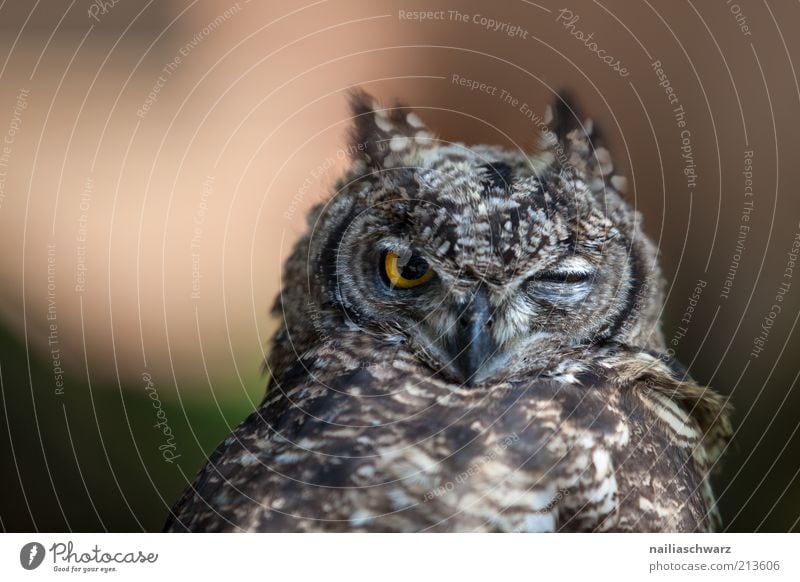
[300,91,664,386]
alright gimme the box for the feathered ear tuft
[546,90,590,146]
[541,91,627,195]
[346,88,434,168]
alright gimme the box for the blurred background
[0,0,798,532]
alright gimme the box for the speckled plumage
[166,91,731,532]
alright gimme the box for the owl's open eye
[382,250,434,289]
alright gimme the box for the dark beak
[449,285,498,386]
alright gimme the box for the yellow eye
[383,251,434,289]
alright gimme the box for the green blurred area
[0,324,260,532]
[1,317,799,532]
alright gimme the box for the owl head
[274,90,665,386]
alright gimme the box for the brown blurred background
[0,0,798,531]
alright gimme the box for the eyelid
[536,253,595,276]
[534,271,593,284]
[379,240,416,262]
[526,256,596,292]
[549,256,595,275]
[525,271,593,300]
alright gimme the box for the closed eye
[534,271,592,284]
[525,268,594,303]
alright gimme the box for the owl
[166,90,731,532]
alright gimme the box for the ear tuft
[550,90,588,144]
[544,90,605,154]
[542,91,627,196]
[346,88,433,168]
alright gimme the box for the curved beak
[447,285,499,386]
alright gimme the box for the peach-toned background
[1,0,798,531]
